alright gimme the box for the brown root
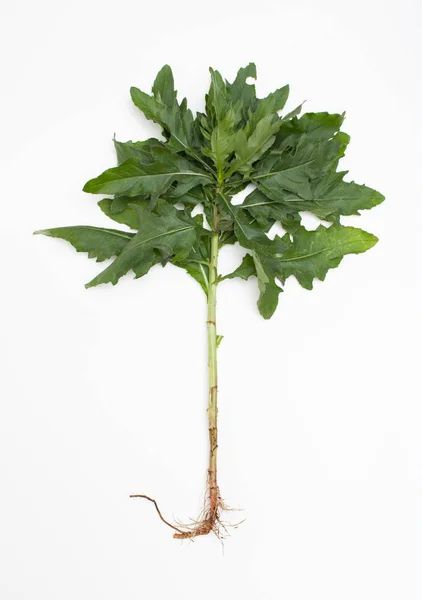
[172,471,227,539]
[131,471,237,541]
[129,494,186,536]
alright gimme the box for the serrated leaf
[307,173,385,220]
[174,234,211,294]
[218,191,288,318]
[252,250,283,319]
[218,190,290,254]
[85,200,201,288]
[240,188,302,233]
[37,64,383,323]
[243,168,384,226]
[83,157,212,199]
[276,224,378,289]
[253,137,342,200]
[258,85,289,115]
[113,138,167,164]
[218,191,276,249]
[130,66,195,153]
[246,85,289,132]
[261,173,385,223]
[221,253,255,280]
[206,68,230,123]
[34,226,133,262]
[203,64,287,180]
[176,259,210,293]
[221,250,281,318]
[226,63,257,112]
[203,68,244,178]
[280,103,304,123]
[203,115,238,179]
[279,111,345,143]
[228,115,280,176]
[98,196,149,229]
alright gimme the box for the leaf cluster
[36,64,384,318]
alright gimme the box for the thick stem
[207,229,219,518]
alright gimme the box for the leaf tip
[82,180,94,193]
[260,312,273,320]
[368,233,379,248]
[129,86,141,102]
[246,62,257,78]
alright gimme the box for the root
[129,494,186,536]
[131,471,239,540]
[172,469,226,539]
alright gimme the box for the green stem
[206,211,220,517]
[173,202,222,539]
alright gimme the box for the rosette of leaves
[35,64,384,540]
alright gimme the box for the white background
[1,1,421,598]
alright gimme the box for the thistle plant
[35,64,384,539]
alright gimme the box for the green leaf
[176,259,209,294]
[203,114,239,178]
[281,103,304,123]
[202,65,292,181]
[172,233,211,294]
[203,68,245,178]
[307,173,385,221]
[113,138,167,164]
[276,224,378,289]
[253,137,341,200]
[130,65,197,156]
[279,111,345,142]
[152,64,177,107]
[205,63,257,126]
[83,157,211,198]
[279,112,345,143]
[228,115,280,176]
[221,253,255,281]
[246,85,289,133]
[98,196,149,230]
[252,250,283,319]
[259,173,385,223]
[206,68,230,123]
[259,85,289,113]
[226,63,257,112]
[221,251,281,318]
[240,188,302,233]
[85,200,202,288]
[37,64,383,323]
[218,191,278,249]
[242,168,384,227]
[203,65,287,180]
[34,226,133,261]
[217,190,288,318]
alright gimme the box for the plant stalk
[207,228,220,520]
[135,202,225,539]
[172,211,223,539]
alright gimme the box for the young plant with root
[36,64,384,540]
